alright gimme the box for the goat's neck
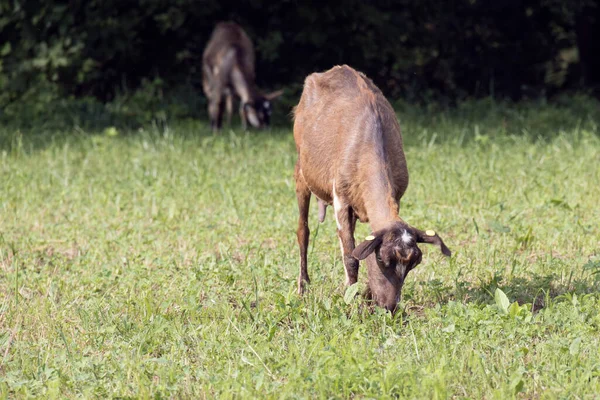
[231,65,259,104]
[363,166,401,232]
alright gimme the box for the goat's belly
[310,186,332,204]
[299,167,332,203]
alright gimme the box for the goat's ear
[414,229,451,257]
[264,89,284,101]
[352,233,383,260]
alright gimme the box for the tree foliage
[0,0,598,125]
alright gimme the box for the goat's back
[203,22,255,80]
[293,64,400,147]
[293,65,408,205]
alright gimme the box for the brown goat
[293,65,451,312]
[202,22,283,131]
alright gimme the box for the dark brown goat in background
[202,22,283,131]
[293,65,451,313]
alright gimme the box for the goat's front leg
[295,165,311,294]
[334,201,359,286]
[239,104,248,131]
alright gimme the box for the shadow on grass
[0,114,299,155]
[412,265,600,313]
[2,94,599,155]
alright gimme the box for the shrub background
[1,0,600,127]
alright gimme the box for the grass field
[1,98,600,398]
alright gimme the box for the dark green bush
[1,0,598,129]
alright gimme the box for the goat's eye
[376,254,383,264]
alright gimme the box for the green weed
[1,100,599,398]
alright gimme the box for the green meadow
[1,98,599,398]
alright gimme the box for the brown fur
[293,65,451,312]
[202,22,282,131]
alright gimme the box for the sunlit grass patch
[1,100,599,398]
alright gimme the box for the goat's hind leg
[208,93,225,132]
[295,165,311,294]
[225,90,233,128]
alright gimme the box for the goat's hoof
[297,279,310,295]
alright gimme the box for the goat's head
[243,90,284,128]
[352,222,451,313]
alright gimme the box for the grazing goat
[293,65,451,312]
[202,22,283,132]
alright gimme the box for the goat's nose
[385,303,398,314]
